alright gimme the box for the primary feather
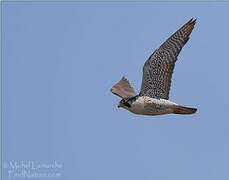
[140,18,196,99]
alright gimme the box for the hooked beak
[117,102,122,108]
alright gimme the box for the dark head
[118,98,131,108]
[117,95,139,109]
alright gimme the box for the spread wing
[140,18,196,100]
[111,77,137,98]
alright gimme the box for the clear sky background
[2,1,229,180]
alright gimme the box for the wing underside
[140,18,196,100]
[111,77,137,98]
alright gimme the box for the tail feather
[173,105,197,115]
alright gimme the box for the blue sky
[2,1,229,180]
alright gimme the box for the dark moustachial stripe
[124,95,139,107]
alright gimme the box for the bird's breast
[129,96,177,115]
[128,96,149,115]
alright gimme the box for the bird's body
[121,96,178,116]
[111,18,197,116]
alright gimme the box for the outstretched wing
[140,18,196,100]
[111,77,137,98]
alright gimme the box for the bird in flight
[111,18,197,116]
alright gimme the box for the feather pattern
[140,18,196,100]
[111,77,137,98]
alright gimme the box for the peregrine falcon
[111,18,197,116]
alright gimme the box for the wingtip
[188,17,197,24]
[122,76,127,80]
[192,18,197,24]
[183,17,197,36]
